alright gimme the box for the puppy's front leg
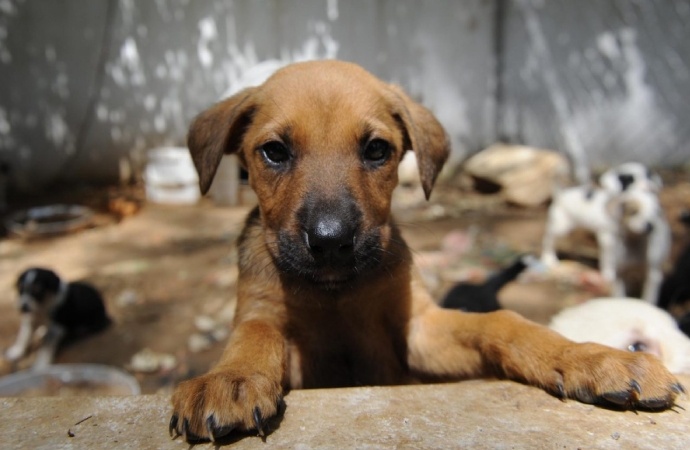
[32,323,65,370]
[642,265,664,304]
[597,231,625,296]
[4,313,34,362]
[170,319,287,442]
[408,306,682,409]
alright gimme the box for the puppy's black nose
[305,216,355,265]
[20,303,31,313]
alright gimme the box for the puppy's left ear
[387,85,450,199]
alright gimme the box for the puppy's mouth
[273,228,383,290]
[310,271,355,290]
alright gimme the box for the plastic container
[144,147,200,204]
[0,364,141,397]
[208,155,241,206]
[4,204,93,237]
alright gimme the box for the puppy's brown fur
[171,61,681,442]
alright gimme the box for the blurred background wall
[0,0,688,192]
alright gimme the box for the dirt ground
[1,170,689,395]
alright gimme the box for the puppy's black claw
[638,397,674,411]
[206,415,235,441]
[182,418,205,444]
[169,415,179,439]
[672,382,686,394]
[600,390,632,407]
[555,382,566,401]
[253,406,265,437]
[206,416,217,442]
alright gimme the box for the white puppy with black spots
[541,163,670,304]
[4,268,110,370]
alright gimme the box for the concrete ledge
[1,377,688,449]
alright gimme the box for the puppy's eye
[628,341,648,352]
[260,141,291,166]
[362,139,391,166]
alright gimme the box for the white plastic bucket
[144,147,200,205]
[208,155,241,206]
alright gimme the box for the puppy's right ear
[187,88,256,194]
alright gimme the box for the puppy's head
[618,190,661,235]
[599,162,663,194]
[16,268,61,313]
[188,61,449,289]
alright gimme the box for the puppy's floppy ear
[187,88,257,194]
[386,85,450,199]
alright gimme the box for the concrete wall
[500,0,690,182]
[0,0,688,192]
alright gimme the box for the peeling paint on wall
[0,108,10,135]
[110,37,146,87]
[406,33,471,168]
[569,28,678,165]
[0,0,22,64]
[502,0,690,169]
[326,0,339,22]
[519,0,589,183]
[197,16,217,68]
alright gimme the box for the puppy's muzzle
[275,193,382,289]
[19,294,36,314]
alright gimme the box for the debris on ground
[127,348,177,374]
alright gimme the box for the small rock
[128,348,176,373]
[441,230,475,257]
[188,325,229,353]
[194,315,216,333]
[211,327,228,342]
[427,204,446,219]
[188,333,213,353]
[115,289,139,307]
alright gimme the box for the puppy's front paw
[553,343,684,410]
[170,369,283,443]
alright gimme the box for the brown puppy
[170,60,682,443]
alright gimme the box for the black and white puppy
[4,268,110,370]
[541,183,670,304]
